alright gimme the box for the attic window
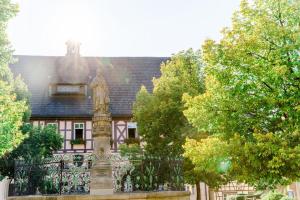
[50,84,87,96]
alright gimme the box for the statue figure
[90,69,110,113]
[90,67,113,195]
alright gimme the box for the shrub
[262,191,293,200]
[119,143,143,158]
[70,138,85,145]
[0,124,63,178]
[124,138,140,145]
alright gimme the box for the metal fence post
[59,160,63,195]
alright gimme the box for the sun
[50,2,97,47]
[62,3,90,42]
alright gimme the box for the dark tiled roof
[10,56,168,118]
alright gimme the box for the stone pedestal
[90,138,113,194]
[90,71,114,195]
[90,160,113,195]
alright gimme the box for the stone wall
[8,191,190,200]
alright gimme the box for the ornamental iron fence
[11,154,184,196]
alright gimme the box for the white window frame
[47,122,58,129]
[127,122,137,138]
[74,123,84,139]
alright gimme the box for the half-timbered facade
[10,42,168,154]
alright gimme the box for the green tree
[0,82,26,157]
[184,0,300,189]
[133,49,204,157]
[0,0,30,158]
[0,125,63,178]
[133,50,204,199]
[183,132,230,199]
[183,158,203,200]
[183,137,230,189]
[119,143,143,159]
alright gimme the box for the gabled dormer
[49,41,89,97]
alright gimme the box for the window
[127,122,137,138]
[74,123,84,139]
[49,84,87,96]
[47,123,58,129]
[57,85,80,94]
[128,128,136,138]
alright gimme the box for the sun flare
[50,2,97,46]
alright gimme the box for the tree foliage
[0,0,31,157]
[133,49,204,157]
[261,191,292,200]
[183,137,230,189]
[119,143,143,159]
[183,0,300,189]
[0,82,27,157]
[0,125,63,178]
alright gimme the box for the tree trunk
[208,187,215,200]
[196,182,201,200]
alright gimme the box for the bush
[124,138,140,145]
[229,196,246,200]
[0,124,63,178]
[70,138,85,145]
[262,191,293,200]
[40,179,59,194]
[119,143,143,158]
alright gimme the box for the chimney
[65,40,81,56]
[54,41,89,84]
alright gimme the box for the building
[10,41,168,153]
[10,42,299,199]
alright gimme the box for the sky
[8,0,241,57]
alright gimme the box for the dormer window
[57,85,80,94]
[49,84,87,96]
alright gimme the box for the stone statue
[90,70,110,113]
[90,68,113,195]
